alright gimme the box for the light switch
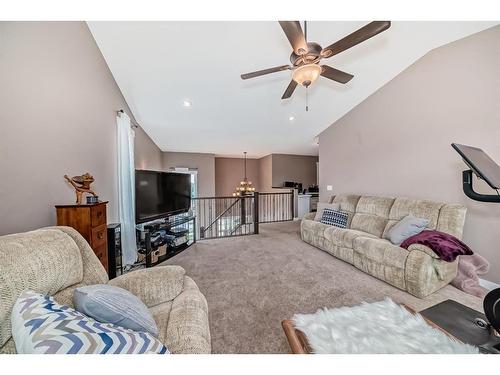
[327,185,333,191]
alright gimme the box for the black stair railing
[192,190,293,240]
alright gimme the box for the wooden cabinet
[56,201,109,273]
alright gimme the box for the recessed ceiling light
[183,100,192,108]
[289,116,295,121]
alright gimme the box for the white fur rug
[293,298,478,354]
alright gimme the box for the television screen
[135,170,191,223]
[452,143,500,189]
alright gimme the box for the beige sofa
[301,194,467,298]
[0,226,211,354]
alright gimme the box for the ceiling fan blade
[321,21,391,58]
[281,80,298,99]
[320,65,354,84]
[279,21,308,55]
[241,65,291,80]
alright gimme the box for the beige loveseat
[0,226,211,354]
[301,194,467,298]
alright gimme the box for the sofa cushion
[350,214,388,238]
[331,195,361,227]
[330,194,361,212]
[324,227,377,249]
[353,237,409,269]
[11,290,168,354]
[436,204,467,239]
[383,198,443,237]
[356,196,395,217]
[53,226,108,286]
[349,196,394,237]
[301,218,330,239]
[353,237,409,290]
[108,266,185,307]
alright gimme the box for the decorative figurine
[64,173,98,205]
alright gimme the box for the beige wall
[215,157,260,197]
[214,154,317,195]
[161,152,215,197]
[318,26,500,283]
[271,154,319,189]
[258,155,273,192]
[0,22,162,235]
[134,126,163,171]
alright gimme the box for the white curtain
[117,111,137,266]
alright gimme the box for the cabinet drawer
[91,224,107,248]
[94,244,108,272]
[91,204,106,227]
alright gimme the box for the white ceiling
[88,21,497,158]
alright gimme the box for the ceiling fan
[240,21,391,100]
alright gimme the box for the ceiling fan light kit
[292,64,322,87]
[240,21,391,102]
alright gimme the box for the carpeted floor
[163,221,483,354]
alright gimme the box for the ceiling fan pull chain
[306,86,309,112]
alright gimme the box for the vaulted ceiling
[88,21,497,157]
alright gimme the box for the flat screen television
[135,170,191,223]
[452,143,500,190]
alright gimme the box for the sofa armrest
[303,212,316,221]
[108,265,186,307]
[162,276,211,353]
[405,245,458,298]
[406,243,440,259]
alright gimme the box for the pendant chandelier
[233,152,255,197]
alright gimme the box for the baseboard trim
[479,278,500,291]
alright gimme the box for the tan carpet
[163,221,483,354]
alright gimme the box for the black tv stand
[137,214,196,267]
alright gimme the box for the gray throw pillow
[386,215,429,245]
[314,202,341,221]
[74,284,159,337]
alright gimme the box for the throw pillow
[11,290,169,354]
[314,202,341,221]
[74,284,159,337]
[321,208,348,229]
[385,215,429,245]
[400,230,473,262]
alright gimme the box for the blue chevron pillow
[10,290,169,354]
[321,208,348,228]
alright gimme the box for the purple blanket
[400,230,473,262]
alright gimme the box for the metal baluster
[280,194,283,221]
[272,194,275,222]
[229,198,238,236]
[267,194,269,222]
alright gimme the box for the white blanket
[292,298,478,354]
